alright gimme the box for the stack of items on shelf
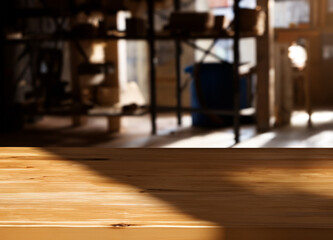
[164,7,265,36]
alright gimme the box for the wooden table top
[1,148,333,240]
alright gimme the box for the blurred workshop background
[1,0,333,147]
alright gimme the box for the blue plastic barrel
[185,63,251,128]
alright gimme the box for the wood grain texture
[1,148,333,240]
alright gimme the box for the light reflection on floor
[0,111,332,148]
[236,110,333,148]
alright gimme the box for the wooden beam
[256,0,274,132]
[104,40,121,133]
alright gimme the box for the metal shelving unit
[146,0,252,143]
[3,0,260,143]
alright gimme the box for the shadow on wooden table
[42,148,333,239]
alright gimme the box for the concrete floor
[237,110,333,148]
[0,110,332,148]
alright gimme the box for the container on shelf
[125,18,147,36]
[168,12,215,33]
[229,8,266,36]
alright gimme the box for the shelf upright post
[0,12,5,132]
[174,0,182,126]
[147,0,157,135]
[233,0,241,143]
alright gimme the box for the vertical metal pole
[147,0,157,135]
[233,0,241,143]
[174,0,182,126]
[0,6,7,133]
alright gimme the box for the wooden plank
[2,227,333,240]
[1,148,333,240]
[275,30,320,44]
